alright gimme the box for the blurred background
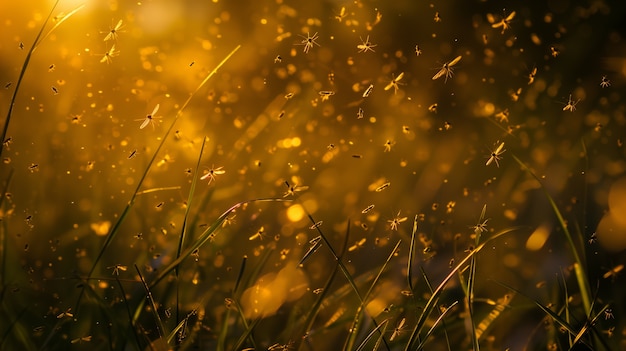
[1,0,626,349]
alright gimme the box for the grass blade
[34,3,85,52]
[492,280,595,349]
[415,300,459,350]
[135,264,166,341]
[149,198,287,289]
[344,240,400,351]
[355,319,390,351]
[407,214,418,295]
[420,268,452,351]
[174,136,207,322]
[404,226,521,351]
[1,1,59,156]
[293,221,351,351]
[511,154,591,314]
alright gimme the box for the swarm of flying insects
[5,2,624,350]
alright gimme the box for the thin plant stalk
[343,240,400,351]
[415,300,459,350]
[175,136,208,323]
[511,154,592,315]
[404,227,520,351]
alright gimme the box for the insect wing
[505,11,516,22]
[150,104,160,116]
[140,118,150,129]
[432,67,446,81]
[448,55,462,67]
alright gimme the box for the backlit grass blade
[404,227,520,351]
[174,136,207,321]
[492,280,595,349]
[355,319,390,351]
[1,2,84,157]
[293,221,350,351]
[233,256,247,295]
[34,3,85,52]
[229,317,261,351]
[135,264,166,341]
[420,268,452,351]
[344,241,400,351]
[217,249,273,351]
[511,154,591,314]
[1,1,58,156]
[415,300,459,351]
[467,251,479,351]
[304,212,364,305]
[149,198,288,289]
[407,214,418,295]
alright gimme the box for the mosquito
[495,109,509,123]
[471,218,490,234]
[388,211,408,231]
[528,66,537,85]
[103,19,124,41]
[485,142,506,167]
[383,140,395,152]
[384,72,405,94]
[248,226,266,241]
[562,94,579,112]
[415,44,422,56]
[490,11,516,34]
[100,44,119,64]
[309,221,323,230]
[375,182,390,192]
[362,84,374,98]
[603,264,624,279]
[600,75,611,88]
[335,6,347,22]
[348,238,366,252]
[70,336,92,344]
[284,181,309,197]
[357,35,377,53]
[357,107,364,119]
[297,32,320,53]
[390,317,406,341]
[362,204,375,214]
[107,264,128,276]
[200,166,225,184]
[318,90,335,101]
[432,55,462,83]
[137,104,160,129]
